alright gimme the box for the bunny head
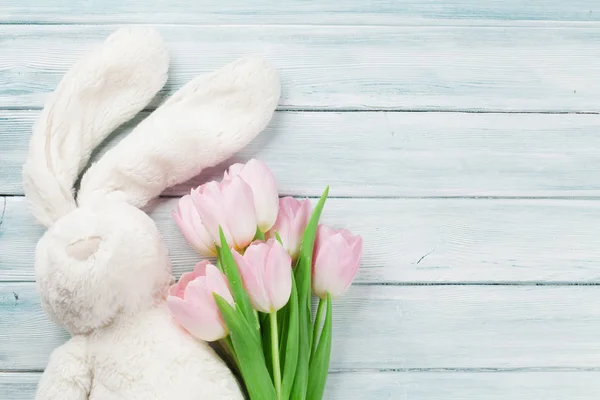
[22,27,281,335]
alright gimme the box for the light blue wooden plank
[0,373,38,399]
[3,196,600,283]
[0,0,598,24]
[4,111,600,197]
[2,283,600,370]
[2,25,600,111]
[4,371,600,400]
[324,371,600,400]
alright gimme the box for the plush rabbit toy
[21,26,280,399]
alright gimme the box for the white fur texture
[22,27,169,228]
[78,55,281,209]
[34,202,244,399]
[23,26,281,399]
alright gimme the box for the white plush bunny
[21,27,280,399]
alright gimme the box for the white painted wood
[2,25,600,111]
[324,371,600,400]
[1,0,598,24]
[4,111,600,197]
[3,196,600,284]
[0,373,38,399]
[4,371,600,400]
[2,283,600,370]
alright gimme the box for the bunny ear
[76,55,281,210]
[21,27,170,227]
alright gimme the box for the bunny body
[23,27,280,400]
[38,306,243,400]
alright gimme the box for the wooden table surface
[1,1,600,398]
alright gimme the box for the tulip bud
[233,239,293,313]
[224,159,279,233]
[192,178,257,251]
[172,194,216,257]
[266,197,312,261]
[312,225,363,299]
[166,261,235,342]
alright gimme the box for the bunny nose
[67,236,103,261]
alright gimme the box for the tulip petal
[265,240,292,310]
[312,235,342,299]
[267,197,313,261]
[280,196,302,215]
[239,159,279,232]
[267,199,292,252]
[198,180,221,197]
[224,163,245,179]
[349,235,364,265]
[168,260,209,298]
[193,260,210,276]
[290,199,312,257]
[243,242,270,276]
[338,228,361,251]
[184,278,230,340]
[173,204,214,257]
[183,277,212,307]
[186,206,216,256]
[234,247,271,313]
[166,295,227,342]
[313,224,334,263]
[166,295,198,329]
[222,177,257,249]
[192,187,234,247]
[312,232,360,299]
[205,264,235,305]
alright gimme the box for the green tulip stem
[311,297,327,360]
[270,311,282,400]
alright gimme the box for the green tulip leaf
[260,311,274,379]
[281,273,299,400]
[254,226,266,241]
[217,226,260,335]
[274,231,284,245]
[214,294,277,400]
[277,301,289,351]
[307,294,333,400]
[291,186,329,399]
[215,247,224,272]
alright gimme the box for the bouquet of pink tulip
[168,159,363,400]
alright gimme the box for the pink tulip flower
[224,159,279,233]
[233,239,292,313]
[192,178,257,250]
[172,194,216,257]
[266,197,312,261]
[166,261,235,342]
[312,225,363,299]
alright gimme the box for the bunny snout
[34,201,173,335]
[66,236,103,261]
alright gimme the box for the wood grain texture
[0,373,39,400]
[2,283,600,371]
[2,25,600,112]
[1,0,599,24]
[326,371,600,400]
[4,371,600,400]
[3,196,600,284]
[4,111,600,197]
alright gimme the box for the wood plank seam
[4,25,600,112]
[3,107,600,114]
[4,367,600,373]
[5,196,600,284]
